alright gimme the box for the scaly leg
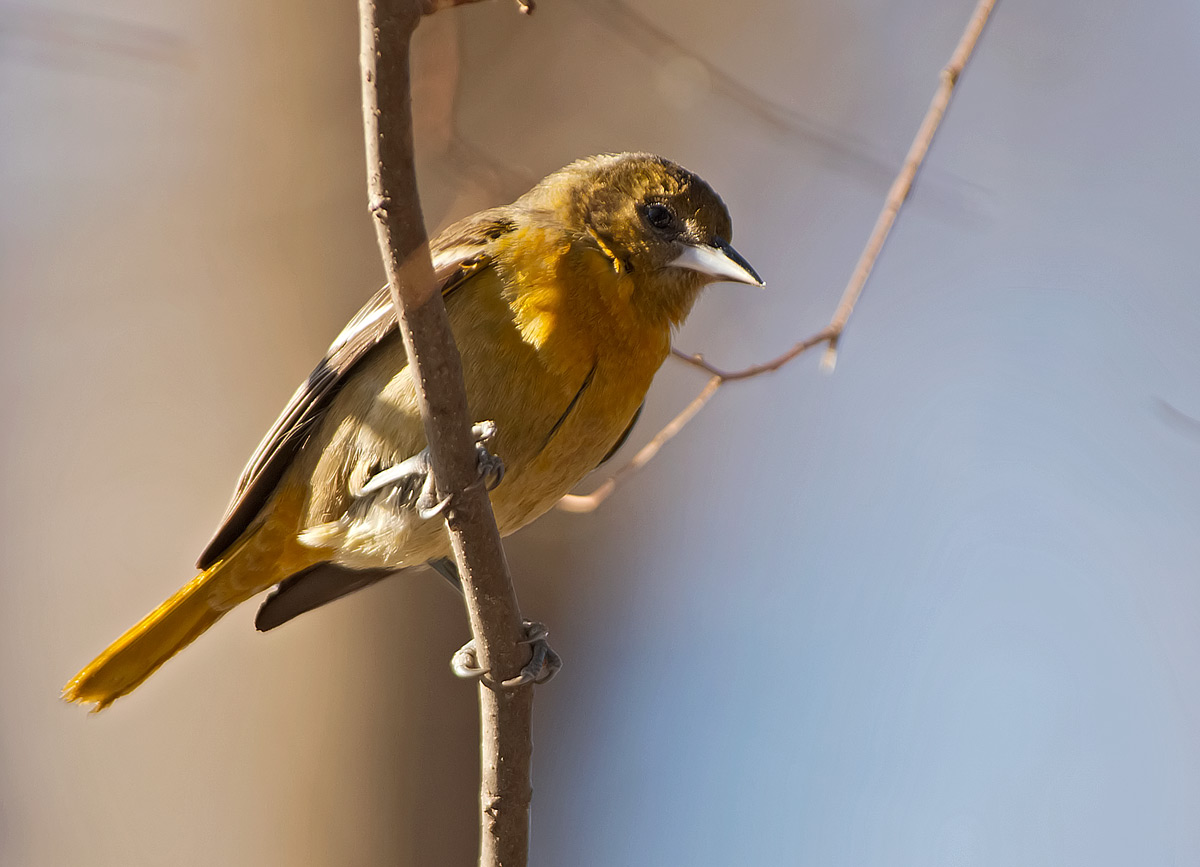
[354,421,504,518]
[451,620,563,687]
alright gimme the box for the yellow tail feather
[63,564,235,712]
[64,485,320,712]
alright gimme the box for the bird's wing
[196,209,516,569]
[253,563,397,631]
[597,402,643,468]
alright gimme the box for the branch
[358,1,534,864]
[559,0,996,514]
[820,0,996,370]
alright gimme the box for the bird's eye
[644,203,674,231]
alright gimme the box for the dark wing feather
[597,403,643,468]
[254,563,398,631]
[254,556,463,631]
[197,209,515,569]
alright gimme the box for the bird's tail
[62,558,252,712]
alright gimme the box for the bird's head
[524,153,763,325]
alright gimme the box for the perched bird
[63,152,762,710]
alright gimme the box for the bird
[62,152,763,711]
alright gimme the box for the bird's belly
[312,362,648,569]
[294,282,664,569]
[486,362,650,535]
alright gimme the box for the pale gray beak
[670,238,764,286]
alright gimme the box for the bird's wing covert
[196,209,515,569]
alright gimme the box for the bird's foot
[451,620,562,687]
[355,421,504,519]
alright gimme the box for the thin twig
[559,0,996,514]
[358,1,535,865]
[671,326,840,381]
[821,0,996,369]
[1157,399,1200,441]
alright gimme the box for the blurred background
[4,0,1200,864]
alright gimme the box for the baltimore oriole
[63,152,762,710]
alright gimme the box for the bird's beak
[670,238,764,287]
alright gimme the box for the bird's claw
[451,620,562,687]
[470,421,505,493]
[355,421,504,517]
